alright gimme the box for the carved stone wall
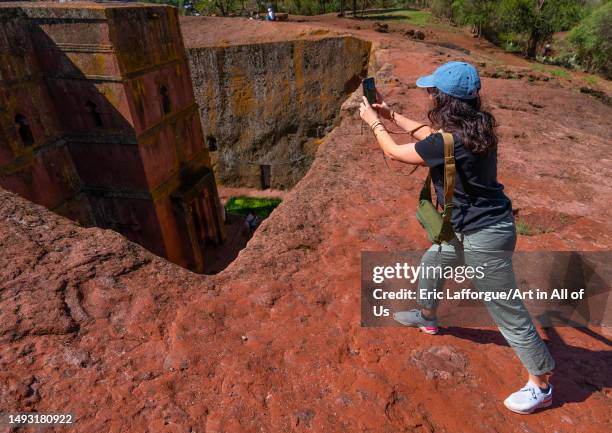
[0,2,224,272]
[187,36,371,189]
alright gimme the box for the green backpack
[415,132,456,244]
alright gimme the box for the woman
[359,61,555,414]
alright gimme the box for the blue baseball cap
[416,61,481,99]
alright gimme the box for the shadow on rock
[442,325,611,407]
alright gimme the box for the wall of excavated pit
[187,36,370,189]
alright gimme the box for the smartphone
[362,77,376,104]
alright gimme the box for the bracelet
[372,124,387,137]
[390,110,398,124]
[369,120,382,131]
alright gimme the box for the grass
[531,64,571,80]
[225,196,282,218]
[584,75,599,86]
[358,8,433,26]
[516,220,533,236]
[502,41,523,53]
[550,68,569,78]
[516,220,555,236]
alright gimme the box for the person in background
[245,212,258,232]
[266,7,275,21]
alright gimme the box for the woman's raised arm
[359,97,425,166]
[371,90,433,141]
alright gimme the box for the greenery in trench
[225,196,282,218]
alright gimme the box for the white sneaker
[504,381,553,414]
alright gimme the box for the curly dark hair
[427,91,498,155]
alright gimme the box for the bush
[568,2,612,78]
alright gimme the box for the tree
[360,0,368,17]
[189,0,238,15]
[569,1,612,77]
[430,0,454,21]
[497,0,586,58]
[451,0,496,37]
[214,0,237,15]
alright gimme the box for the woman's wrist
[373,126,387,138]
[369,119,382,130]
[370,121,387,138]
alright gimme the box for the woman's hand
[371,90,392,120]
[359,96,379,126]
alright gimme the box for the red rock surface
[1,14,611,433]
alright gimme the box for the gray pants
[418,216,555,375]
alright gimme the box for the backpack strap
[441,132,455,220]
[418,173,433,201]
[418,132,456,222]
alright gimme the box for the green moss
[584,75,598,86]
[225,196,282,218]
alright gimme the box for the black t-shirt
[414,132,512,232]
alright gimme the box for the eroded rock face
[187,37,371,189]
[411,345,470,381]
